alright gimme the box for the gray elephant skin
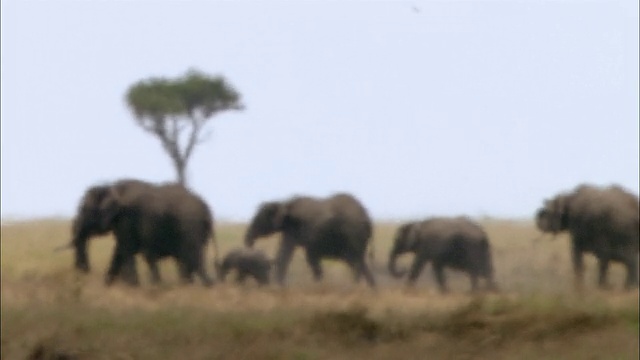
[244,193,376,288]
[218,247,272,285]
[535,183,639,290]
[388,217,497,293]
[68,178,217,287]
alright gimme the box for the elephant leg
[104,250,120,286]
[624,256,639,290]
[74,242,90,273]
[177,260,195,284]
[106,231,140,286]
[105,248,138,287]
[178,248,213,287]
[481,258,497,291]
[407,256,428,287]
[305,251,323,282]
[144,253,162,285]
[194,251,214,287]
[597,256,611,289]
[255,270,269,286]
[236,270,248,284]
[275,241,295,286]
[432,262,448,293]
[485,275,499,292]
[218,265,229,282]
[119,257,139,285]
[196,268,214,287]
[353,258,376,289]
[571,244,585,290]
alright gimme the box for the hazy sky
[2,0,638,221]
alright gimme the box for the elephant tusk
[53,242,73,252]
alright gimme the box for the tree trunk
[154,116,197,187]
[171,155,187,186]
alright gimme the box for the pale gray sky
[2,0,638,221]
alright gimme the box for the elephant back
[419,217,487,244]
[327,193,373,237]
[111,179,156,203]
[568,184,639,236]
[154,183,215,242]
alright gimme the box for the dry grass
[1,219,638,360]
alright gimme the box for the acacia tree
[126,69,243,185]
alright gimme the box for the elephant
[217,247,272,285]
[61,178,218,287]
[535,183,639,290]
[244,193,377,288]
[388,217,497,293]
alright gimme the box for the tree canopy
[126,69,244,185]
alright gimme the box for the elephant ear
[396,223,418,251]
[540,194,570,233]
[97,186,123,229]
[272,202,289,229]
[403,223,420,250]
[554,195,571,224]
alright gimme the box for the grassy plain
[1,219,638,359]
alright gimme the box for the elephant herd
[57,179,640,292]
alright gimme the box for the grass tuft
[310,305,382,343]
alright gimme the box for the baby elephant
[217,247,272,285]
[388,216,498,293]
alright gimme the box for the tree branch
[197,129,213,145]
[138,117,160,136]
[183,116,203,163]
[169,116,179,141]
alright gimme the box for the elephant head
[70,185,122,272]
[244,201,287,247]
[388,222,419,278]
[535,194,570,235]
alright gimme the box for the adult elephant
[535,184,639,290]
[62,178,217,287]
[244,193,376,288]
[388,217,497,293]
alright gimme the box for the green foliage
[126,68,243,123]
[126,78,184,121]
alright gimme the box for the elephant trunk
[74,236,90,273]
[53,242,74,252]
[388,251,407,278]
[71,218,90,272]
[244,230,257,248]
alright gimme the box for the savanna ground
[1,219,638,360]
